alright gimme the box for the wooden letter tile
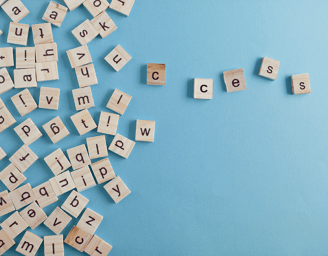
[84,0,109,17]
[1,211,28,239]
[258,57,280,80]
[71,166,96,192]
[19,201,47,229]
[0,68,14,94]
[91,11,117,39]
[67,45,92,68]
[72,19,99,45]
[39,87,60,110]
[43,116,70,143]
[110,0,135,16]
[223,68,247,93]
[11,89,37,117]
[61,190,89,218]
[108,133,135,159]
[147,63,166,85]
[0,229,15,255]
[36,42,58,63]
[14,118,42,145]
[33,181,58,208]
[8,183,36,210]
[103,176,130,203]
[291,73,311,94]
[0,190,16,217]
[90,158,115,184]
[70,108,97,135]
[32,23,53,45]
[65,226,92,252]
[135,119,155,142]
[16,47,35,69]
[97,111,119,135]
[67,144,91,170]
[75,63,98,87]
[36,61,59,81]
[2,0,29,22]
[63,0,85,11]
[0,146,6,161]
[106,88,131,115]
[86,135,108,159]
[84,235,112,256]
[9,144,38,173]
[72,86,95,111]
[194,78,213,99]
[44,235,64,256]
[7,22,29,46]
[16,231,43,256]
[44,148,71,176]
[0,47,14,67]
[44,206,72,235]
[77,208,103,234]
[104,45,131,71]
[42,1,68,27]
[0,106,16,133]
[49,171,76,196]
[14,68,37,88]
[0,163,26,191]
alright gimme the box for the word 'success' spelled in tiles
[32,23,54,45]
[19,201,47,229]
[0,190,15,217]
[7,22,29,46]
[104,176,131,203]
[91,11,117,38]
[44,235,64,256]
[97,111,119,135]
[110,0,135,16]
[135,119,155,142]
[44,148,71,176]
[90,157,116,184]
[49,171,76,196]
[14,118,42,145]
[72,19,99,45]
[0,106,16,133]
[67,144,91,170]
[39,87,60,110]
[0,68,14,94]
[61,190,89,218]
[106,88,132,115]
[16,47,35,69]
[84,234,112,256]
[291,73,311,94]
[9,144,38,173]
[223,68,247,93]
[67,45,92,68]
[147,63,166,85]
[77,208,103,234]
[44,206,72,235]
[258,57,280,80]
[42,1,68,27]
[70,108,97,135]
[1,211,28,239]
[11,89,37,117]
[65,226,93,252]
[71,166,96,192]
[33,180,58,208]
[194,78,213,99]
[108,133,135,159]
[0,163,26,191]
[43,116,70,143]
[0,47,14,68]
[8,183,36,210]
[2,0,29,22]
[16,231,43,256]
[104,45,131,71]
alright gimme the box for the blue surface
[0,0,328,255]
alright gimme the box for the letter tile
[44,148,71,176]
[14,68,37,88]
[14,118,42,145]
[7,22,29,46]
[0,47,14,68]
[16,231,43,256]
[35,42,58,63]
[1,211,28,239]
[135,119,155,142]
[11,89,37,117]
[42,116,70,143]
[90,158,115,184]
[71,19,99,45]
[32,23,53,45]
[86,135,107,159]
[71,166,96,192]
[42,1,68,27]
[67,45,92,68]
[63,0,85,11]
[70,109,97,135]
[291,73,311,94]
[258,57,280,80]
[0,163,26,191]
[0,229,15,255]
[75,63,98,87]
[223,68,247,93]
[39,87,60,110]
[33,181,58,208]
[104,45,131,71]
[61,190,89,218]
[49,171,76,196]
[16,47,35,69]
[0,68,14,94]
[8,183,36,210]
[103,176,130,203]
[0,106,16,133]
[97,111,119,135]
[108,133,135,159]
[9,144,38,173]
[110,0,135,16]
[83,0,109,17]
[91,11,117,38]
[72,86,95,111]
[67,144,91,170]
[147,63,166,85]
[19,201,47,229]
[193,78,213,99]
[44,235,64,256]
[84,235,112,256]
[0,190,16,217]
[44,206,72,235]
[77,208,102,235]
[35,61,59,81]
[1,0,29,22]
[64,226,92,252]
[106,88,131,115]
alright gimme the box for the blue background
[0,0,327,255]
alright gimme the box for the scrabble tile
[0,229,15,255]
[75,63,98,87]
[42,1,68,27]
[90,158,115,184]
[91,11,117,39]
[1,211,28,239]
[33,181,58,208]
[36,42,58,63]
[70,109,97,135]
[108,133,135,159]
[14,68,37,88]
[103,176,130,203]
[0,47,14,67]
[72,19,99,45]
[71,166,96,192]
[67,45,92,68]
[193,78,213,99]
[291,73,311,94]
[19,201,47,229]
[106,88,131,115]
[0,68,14,94]
[110,0,135,16]
[97,111,119,135]
[43,116,70,144]
[7,22,29,46]
[1,0,29,22]
[0,190,15,217]
[72,86,95,111]
[135,119,155,142]
[16,47,35,69]
[8,183,36,210]
[63,0,85,11]
[84,0,109,17]
[14,118,42,145]
[44,235,64,256]
[77,208,103,234]
[49,171,76,196]
[67,144,91,170]
[16,231,43,256]
[65,226,92,252]
[86,135,108,159]
[223,68,247,93]
[0,106,16,133]
[11,89,37,117]
[61,190,89,218]
[0,163,26,191]
[44,206,72,235]
[39,87,60,110]
[104,45,131,71]
[258,57,280,80]
[32,23,53,45]
[84,235,112,256]
[0,146,6,161]
[44,148,71,176]
[9,144,38,173]
[35,61,59,81]
[147,63,166,85]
